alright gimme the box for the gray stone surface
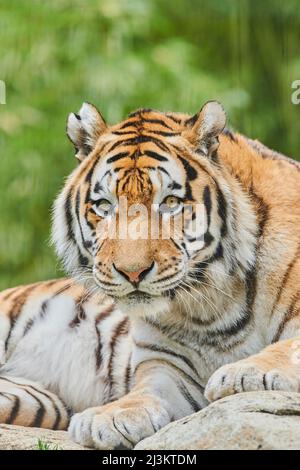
[136,391,300,450]
[0,424,89,450]
[2,392,300,450]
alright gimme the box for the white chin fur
[116,296,171,318]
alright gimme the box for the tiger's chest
[1,293,268,410]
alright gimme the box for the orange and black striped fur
[1,101,300,449]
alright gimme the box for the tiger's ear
[66,102,107,161]
[184,101,226,158]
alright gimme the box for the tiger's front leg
[69,320,206,449]
[205,336,300,402]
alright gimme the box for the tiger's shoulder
[219,129,300,210]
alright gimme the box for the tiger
[1,100,300,450]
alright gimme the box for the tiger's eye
[159,195,182,214]
[165,196,180,208]
[98,199,112,213]
[93,199,113,217]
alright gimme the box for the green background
[0,0,299,290]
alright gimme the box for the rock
[3,392,300,450]
[0,424,89,450]
[136,391,300,450]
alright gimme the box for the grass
[37,438,62,450]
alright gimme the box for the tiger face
[52,101,227,313]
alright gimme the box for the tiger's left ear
[67,102,107,161]
[184,101,226,158]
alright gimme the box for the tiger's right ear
[66,102,107,161]
[184,101,226,158]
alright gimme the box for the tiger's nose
[113,262,154,286]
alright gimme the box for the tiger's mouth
[120,290,153,305]
[115,289,172,317]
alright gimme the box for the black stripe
[94,305,117,370]
[1,377,62,429]
[178,380,201,412]
[186,235,205,243]
[190,242,223,281]
[168,181,182,190]
[203,185,212,228]
[222,127,237,142]
[64,187,75,243]
[118,121,137,130]
[39,299,49,319]
[53,281,74,296]
[135,358,204,393]
[108,139,134,152]
[185,112,199,127]
[75,189,89,254]
[128,108,153,118]
[94,324,102,370]
[5,318,17,352]
[270,242,300,319]
[272,295,299,343]
[77,249,89,267]
[115,135,171,153]
[142,118,173,129]
[185,181,194,201]
[0,378,46,428]
[124,353,132,394]
[26,390,46,427]
[107,318,130,395]
[1,287,19,301]
[249,187,269,238]
[170,237,188,257]
[143,150,168,162]
[23,283,74,337]
[112,130,136,136]
[8,284,39,318]
[107,152,130,164]
[69,294,88,328]
[23,318,34,336]
[203,231,214,246]
[165,114,182,124]
[52,403,63,430]
[177,156,197,181]
[24,383,62,430]
[157,166,171,177]
[147,130,180,137]
[147,137,171,153]
[94,181,102,193]
[203,308,251,341]
[213,180,227,237]
[29,386,63,430]
[5,284,40,351]
[84,156,101,183]
[134,341,199,377]
[2,393,20,424]
[242,263,257,329]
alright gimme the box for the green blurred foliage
[0,0,299,289]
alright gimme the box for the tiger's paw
[204,360,299,402]
[69,395,170,449]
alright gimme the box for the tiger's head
[52,101,236,316]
